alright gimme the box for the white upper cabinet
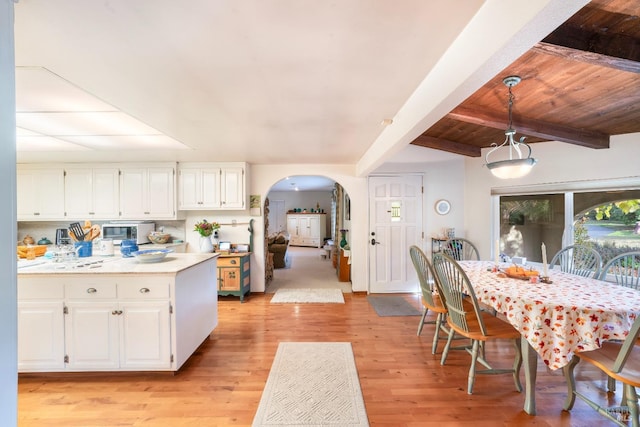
[119,164,176,219]
[178,162,247,210]
[221,166,245,209]
[178,167,221,209]
[17,166,66,220]
[64,167,120,220]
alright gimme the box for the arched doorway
[263,175,352,293]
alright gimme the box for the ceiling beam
[533,42,640,74]
[448,106,610,149]
[411,134,481,157]
[537,17,640,73]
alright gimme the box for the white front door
[368,175,423,293]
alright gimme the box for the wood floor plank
[19,292,620,426]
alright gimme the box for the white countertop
[17,253,219,275]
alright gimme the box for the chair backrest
[612,314,640,374]
[409,245,440,308]
[432,252,486,336]
[549,244,602,278]
[442,238,480,261]
[600,251,640,290]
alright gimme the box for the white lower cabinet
[119,301,171,370]
[65,301,120,370]
[18,276,174,372]
[17,278,65,371]
[17,301,65,371]
[18,257,217,373]
[64,278,171,371]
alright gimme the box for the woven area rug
[252,342,369,427]
[367,295,421,317]
[270,288,345,304]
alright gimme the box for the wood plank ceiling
[412,0,640,158]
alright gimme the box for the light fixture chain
[507,85,515,130]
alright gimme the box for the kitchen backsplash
[17,220,187,246]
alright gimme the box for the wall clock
[435,199,451,215]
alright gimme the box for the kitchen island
[17,253,219,373]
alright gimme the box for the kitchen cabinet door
[119,301,171,370]
[17,167,65,220]
[220,166,245,209]
[17,301,65,371]
[120,166,176,219]
[65,301,120,370]
[65,167,119,219]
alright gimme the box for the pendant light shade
[485,76,537,179]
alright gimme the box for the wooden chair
[597,251,640,395]
[563,315,640,427]
[432,252,522,394]
[549,244,602,279]
[409,246,449,354]
[600,251,640,290]
[442,238,480,261]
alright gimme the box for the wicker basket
[148,232,171,244]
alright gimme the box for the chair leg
[431,312,443,354]
[512,338,523,392]
[417,307,428,336]
[624,384,639,427]
[608,376,617,393]
[441,328,455,365]
[562,356,580,411]
[467,339,480,394]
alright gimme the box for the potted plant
[193,219,220,253]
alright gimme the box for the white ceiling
[13,1,586,169]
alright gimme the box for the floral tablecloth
[459,261,640,370]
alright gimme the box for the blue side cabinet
[217,253,251,302]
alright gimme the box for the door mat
[367,295,421,317]
[252,342,369,427]
[270,288,344,304]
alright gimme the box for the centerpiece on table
[194,219,220,253]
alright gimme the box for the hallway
[266,246,352,293]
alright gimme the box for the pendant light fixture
[485,75,537,179]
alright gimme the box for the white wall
[1,0,17,424]
[464,133,640,259]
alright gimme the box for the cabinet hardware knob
[118,310,123,315]
[230,260,237,264]
[112,310,118,315]
[87,288,97,293]
[140,287,150,293]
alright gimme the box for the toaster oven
[101,222,155,245]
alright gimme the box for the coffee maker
[55,228,72,245]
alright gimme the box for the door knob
[371,238,380,245]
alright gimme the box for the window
[497,188,640,264]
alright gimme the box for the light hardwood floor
[19,250,622,426]
[19,290,622,426]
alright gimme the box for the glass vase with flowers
[194,219,220,253]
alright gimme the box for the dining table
[457,260,640,415]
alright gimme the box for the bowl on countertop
[131,248,173,263]
[148,232,171,244]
